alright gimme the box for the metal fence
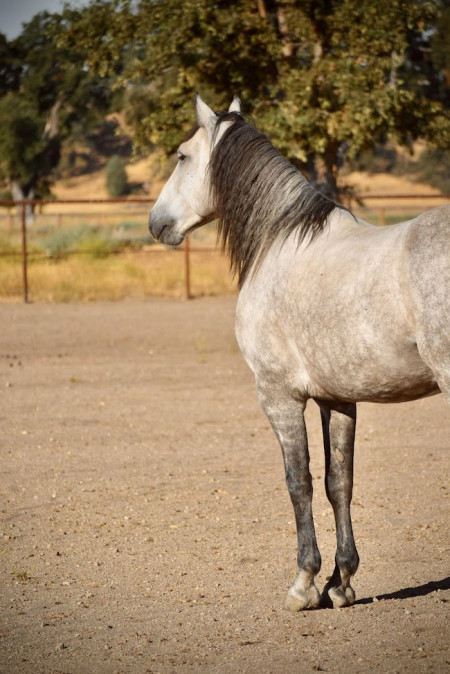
[0,198,155,303]
[0,193,448,302]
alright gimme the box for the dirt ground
[1,297,448,674]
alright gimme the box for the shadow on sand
[355,576,450,605]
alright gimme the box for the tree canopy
[0,10,113,202]
[1,0,449,200]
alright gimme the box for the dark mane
[209,112,342,286]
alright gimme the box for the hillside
[51,160,447,213]
[51,116,448,212]
[53,157,160,201]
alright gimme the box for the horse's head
[149,94,241,245]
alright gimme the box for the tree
[32,1,450,199]
[119,0,450,197]
[0,33,21,97]
[0,93,58,202]
[430,2,450,107]
[106,155,128,196]
[0,10,113,208]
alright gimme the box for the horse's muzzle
[148,211,163,240]
[148,212,169,241]
[148,212,184,246]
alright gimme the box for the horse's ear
[195,93,216,128]
[228,96,241,113]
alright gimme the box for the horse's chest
[235,296,316,392]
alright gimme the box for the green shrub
[106,155,128,197]
[42,228,82,260]
[78,231,126,259]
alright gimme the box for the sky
[0,0,90,40]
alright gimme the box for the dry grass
[0,249,237,302]
[0,204,434,302]
[1,160,446,303]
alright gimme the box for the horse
[149,94,449,611]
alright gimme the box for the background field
[1,298,448,673]
[1,165,448,302]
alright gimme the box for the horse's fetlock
[298,552,321,577]
[336,547,359,577]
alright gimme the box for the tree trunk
[276,6,294,57]
[306,143,340,202]
[11,181,35,224]
[256,0,267,19]
[257,1,294,57]
[43,99,61,140]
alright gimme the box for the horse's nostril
[158,224,167,241]
[148,212,163,240]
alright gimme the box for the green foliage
[13,11,112,132]
[0,10,114,199]
[77,232,117,259]
[42,226,116,260]
[42,227,85,260]
[0,33,21,96]
[0,93,51,192]
[430,4,450,106]
[55,0,450,198]
[106,155,128,197]
[2,0,449,200]
[40,224,141,261]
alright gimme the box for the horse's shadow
[355,576,450,605]
[318,576,449,609]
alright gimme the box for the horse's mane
[209,112,341,286]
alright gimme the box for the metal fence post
[20,202,29,303]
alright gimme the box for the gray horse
[149,94,449,611]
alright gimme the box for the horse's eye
[177,151,186,162]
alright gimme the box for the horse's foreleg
[257,383,321,611]
[319,402,359,608]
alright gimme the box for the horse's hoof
[328,585,355,608]
[285,585,320,611]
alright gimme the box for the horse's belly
[308,369,440,403]
[294,348,440,403]
[237,315,440,404]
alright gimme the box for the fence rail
[1,194,448,303]
[0,198,154,303]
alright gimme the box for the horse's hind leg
[319,402,359,608]
[257,382,321,611]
